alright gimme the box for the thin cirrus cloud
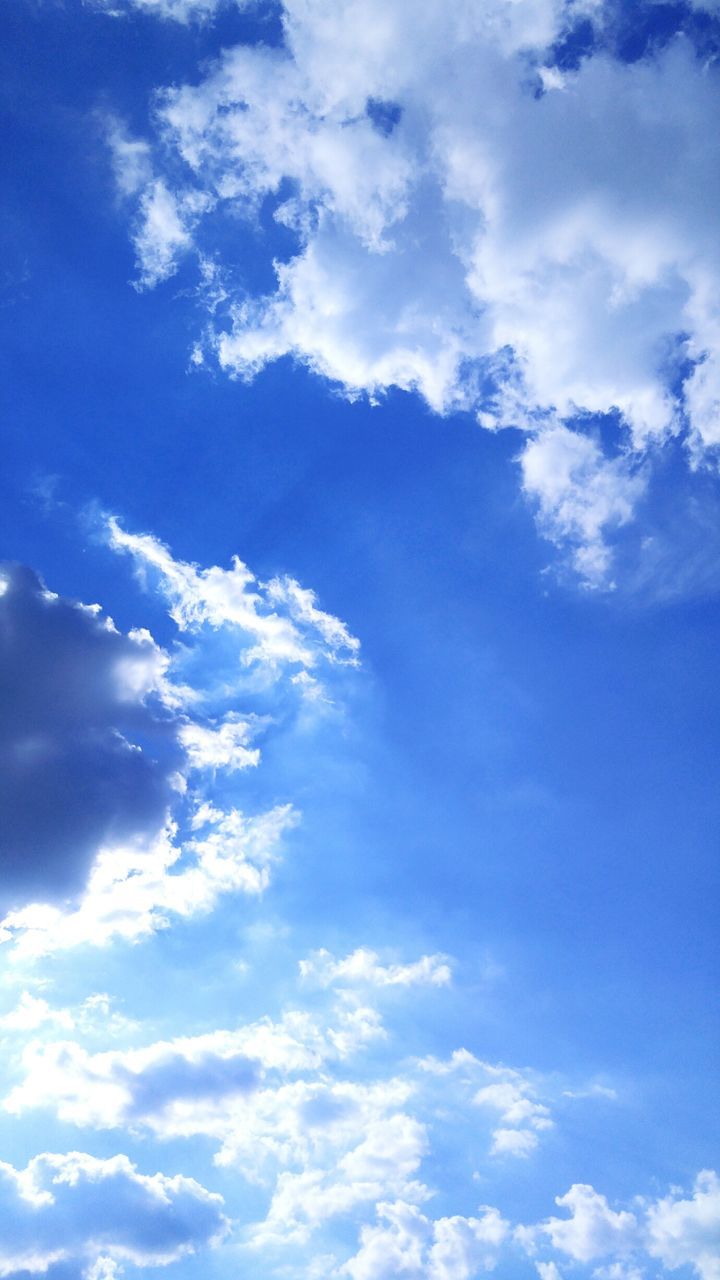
[299,946,453,988]
[106,0,720,585]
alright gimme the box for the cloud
[254,1113,430,1244]
[0,1151,227,1276]
[473,1076,553,1157]
[646,1170,720,1280]
[0,562,180,907]
[108,0,720,583]
[524,1174,720,1280]
[519,424,646,587]
[0,992,135,1038]
[94,0,236,21]
[418,1050,554,1159]
[0,992,74,1034]
[4,1003,385,1133]
[0,518,359,939]
[177,712,262,771]
[299,947,452,988]
[343,1199,509,1279]
[106,517,360,670]
[0,802,296,957]
[540,1184,639,1262]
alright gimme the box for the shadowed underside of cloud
[0,1151,227,1277]
[0,521,357,920]
[0,563,179,907]
[107,0,720,586]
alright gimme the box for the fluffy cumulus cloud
[107,0,720,583]
[646,1171,720,1280]
[343,1199,510,1279]
[0,1151,227,1276]
[540,1184,640,1261]
[522,1174,720,1280]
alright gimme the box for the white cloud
[428,1208,510,1279]
[0,991,135,1039]
[541,1184,639,1262]
[0,1151,227,1275]
[254,1113,429,1244]
[418,1051,553,1159]
[0,992,74,1034]
[106,516,359,670]
[0,802,296,958]
[106,119,152,196]
[536,1262,563,1280]
[490,1127,540,1157]
[299,947,452,989]
[646,1170,720,1280]
[524,1174,720,1280]
[178,712,261,771]
[94,0,238,20]
[109,1,720,583]
[132,180,212,288]
[3,1003,385,1133]
[264,576,360,666]
[519,424,646,587]
[343,1199,509,1279]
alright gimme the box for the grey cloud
[0,563,181,908]
[120,1048,261,1119]
[0,1151,228,1275]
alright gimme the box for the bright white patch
[646,1170,720,1280]
[0,804,297,957]
[179,712,262,771]
[541,1184,639,1262]
[299,947,452,988]
[519,424,645,587]
[343,1199,509,1279]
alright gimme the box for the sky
[0,0,718,1277]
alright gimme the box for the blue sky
[0,1,718,1277]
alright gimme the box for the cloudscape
[0,1,718,1278]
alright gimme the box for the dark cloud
[0,1151,228,1275]
[0,563,181,908]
